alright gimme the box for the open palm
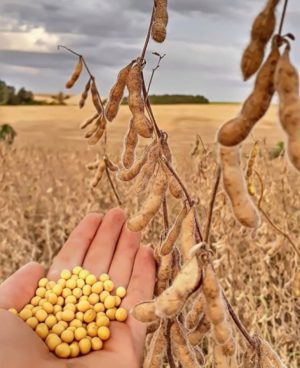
[0,208,156,368]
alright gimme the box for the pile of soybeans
[8,266,128,358]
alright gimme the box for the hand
[0,208,156,368]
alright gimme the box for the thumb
[0,262,45,310]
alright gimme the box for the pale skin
[0,208,156,368]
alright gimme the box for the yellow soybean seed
[59,321,68,328]
[32,306,42,315]
[35,309,48,322]
[99,273,110,282]
[61,329,74,343]
[73,288,82,299]
[36,323,49,339]
[100,291,110,302]
[26,316,39,329]
[62,288,72,298]
[91,337,103,351]
[103,280,114,292]
[84,309,96,323]
[97,326,110,340]
[51,323,65,336]
[46,333,61,351]
[80,296,88,302]
[60,269,72,280]
[85,274,97,286]
[88,293,99,305]
[76,312,84,321]
[91,281,103,294]
[45,315,57,328]
[38,298,47,306]
[31,296,41,306]
[87,323,98,337]
[64,304,76,312]
[55,343,71,358]
[115,296,121,307]
[77,300,90,312]
[72,266,82,275]
[62,310,75,322]
[19,308,33,320]
[56,311,63,321]
[75,327,87,341]
[77,279,85,288]
[57,279,66,288]
[52,284,63,296]
[53,305,62,314]
[94,303,105,313]
[43,302,54,314]
[115,308,128,322]
[57,296,64,306]
[106,308,116,320]
[96,315,110,327]
[47,293,58,305]
[24,304,34,310]
[66,278,77,290]
[65,295,77,304]
[46,281,56,290]
[8,307,18,314]
[116,286,127,298]
[104,295,116,309]
[36,287,46,298]
[70,341,80,357]
[71,274,79,281]
[70,319,82,328]
[82,285,92,296]
[79,338,91,355]
[79,269,90,280]
[38,278,48,287]
[68,327,76,333]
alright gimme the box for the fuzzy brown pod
[118,144,150,181]
[160,203,188,256]
[151,0,168,43]
[259,338,287,368]
[161,134,172,162]
[134,143,160,192]
[87,115,106,145]
[105,157,118,172]
[219,145,260,228]
[122,120,138,169]
[180,206,196,263]
[80,113,99,130]
[170,320,201,368]
[105,62,133,122]
[155,251,173,295]
[91,79,103,114]
[127,164,168,232]
[213,344,230,368]
[65,56,83,88]
[91,159,106,187]
[143,322,166,368]
[241,0,279,80]
[275,45,300,170]
[79,78,91,109]
[131,300,159,323]
[168,173,184,199]
[185,291,205,330]
[218,37,280,146]
[187,314,211,346]
[154,256,201,318]
[126,62,153,138]
[246,141,259,196]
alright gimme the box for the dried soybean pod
[118,146,149,181]
[105,62,133,122]
[160,203,188,256]
[203,263,221,300]
[219,146,260,228]
[155,256,201,318]
[161,134,172,162]
[185,291,205,330]
[143,322,166,368]
[79,78,91,109]
[168,173,183,199]
[91,159,106,187]
[91,79,103,114]
[241,0,279,80]
[86,159,100,170]
[170,320,201,368]
[122,121,138,169]
[187,314,211,346]
[132,300,159,323]
[151,0,168,43]
[128,164,168,232]
[127,62,153,138]
[212,319,232,345]
[180,206,196,263]
[259,338,287,368]
[246,141,259,196]
[65,56,83,88]
[105,158,118,172]
[80,113,99,130]
[135,143,160,192]
[88,115,106,145]
[155,252,173,295]
[218,37,280,146]
[213,344,230,368]
[84,121,99,139]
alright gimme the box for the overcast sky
[0,0,300,102]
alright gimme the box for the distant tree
[0,80,35,105]
[0,124,17,145]
[122,94,209,105]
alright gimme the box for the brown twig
[278,0,289,36]
[105,166,122,206]
[140,5,155,61]
[204,165,221,242]
[146,52,166,98]
[162,196,169,237]
[166,320,177,368]
[255,170,300,258]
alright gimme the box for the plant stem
[146,53,166,98]
[140,5,155,61]
[166,320,177,368]
[278,0,289,36]
[105,167,122,206]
